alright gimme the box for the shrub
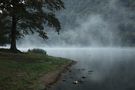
[28,48,47,55]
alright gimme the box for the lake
[45,47,135,90]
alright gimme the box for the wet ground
[45,47,135,90]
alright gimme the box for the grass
[0,51,71,90]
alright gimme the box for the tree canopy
[0,0,64,51]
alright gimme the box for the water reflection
[45,48,135,90]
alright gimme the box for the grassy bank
[0,51,72,90]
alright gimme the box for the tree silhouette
[0,0,64,52]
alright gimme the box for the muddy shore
[41,61,76,90]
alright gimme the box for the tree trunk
[10,14,17,51]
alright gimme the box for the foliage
[0,0,64,49]
[0,14,10,45]
[28,48,47,55]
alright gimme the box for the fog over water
[46,48,135,90]
[14,0,135,90]
[1,0,135,90]
[18,0,135,47]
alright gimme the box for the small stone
[82,76,86,79]
[73,80,79,84]
[62,79,66,82]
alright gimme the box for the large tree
[0,0,64,52]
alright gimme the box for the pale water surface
[44,47,135,90]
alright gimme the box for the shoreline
[0,50,76,90]
[41,60,76,89]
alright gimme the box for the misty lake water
[43,47,135,90]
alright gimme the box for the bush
[28,48,47,55]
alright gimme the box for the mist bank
[16,0,135,47]
[18,47,135,53]
[46,45,135,90]
[2,45,135,53]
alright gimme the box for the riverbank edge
[41,60,76,89]
[0,49,76,90]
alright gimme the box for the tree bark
[10,14,17,51]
